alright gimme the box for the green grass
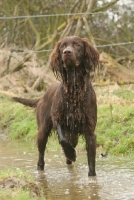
[0,95,37,139]
[113,88,134,100]
[0,189,35,200]
[96,104,134,156]
[0,167,32,180]
[0,168,44,200]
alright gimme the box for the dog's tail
[13,97,39,108]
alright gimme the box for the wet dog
[13,36,99,176]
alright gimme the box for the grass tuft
[0,168,44,200]
[0,96,37,139]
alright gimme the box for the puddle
[0,136,134,200]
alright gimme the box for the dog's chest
[62,92,87,132]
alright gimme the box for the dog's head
[50,36,99,79]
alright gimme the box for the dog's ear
[82,38,99,73]
[50,41,62,78]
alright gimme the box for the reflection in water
[0,137,134,200]
[34,166,101,200]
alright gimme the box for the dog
[13,36,99,176]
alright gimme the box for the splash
[66,71,69,126]
[66,68,78,129]
[73,68,77,129]
[66,101,69,126]
[74,68,76,107]
[66,72,69,93]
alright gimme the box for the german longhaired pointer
[13,36,99,176]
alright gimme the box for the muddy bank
[0,177,41,198]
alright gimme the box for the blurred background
[0,0,134,94]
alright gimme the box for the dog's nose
[63,48,72,55]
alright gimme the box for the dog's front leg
[85,133,96,176]
[56,123,76,163]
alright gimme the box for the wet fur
[13,36,99,176]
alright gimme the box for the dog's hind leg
[57,123,76,163]
[36,94,53,171]
[37,123,52,171]
[85,133,96,176]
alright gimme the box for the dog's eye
[60,43,67,49]
[73,42,81,48]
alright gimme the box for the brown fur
[13,36,99,176]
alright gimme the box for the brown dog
[13,36,99,176]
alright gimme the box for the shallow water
[0,135,134,200]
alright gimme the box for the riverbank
[0,168,44,200]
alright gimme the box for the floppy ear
[50,41,62,78]
[82,38,99,73]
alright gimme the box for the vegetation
[97,104,134,156]
[0,0,134,94]
[0,95,37,140]
[1,0,133,58]
[0,168,44,200]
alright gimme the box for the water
[0,135,134,200]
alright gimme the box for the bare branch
[92,0,119,12]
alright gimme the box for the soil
[0,177,42,198]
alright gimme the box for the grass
[0,84,134,156]
[0,95,37,139]
[0,167,33,180]
[0,189,35,200]
[96,104,134,156]
[0,168,44,200]
[113,88,134,100]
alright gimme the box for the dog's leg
[57,123,76,162]
[66,134,78,165]
[85,133,96,176]
[37,126,51,171]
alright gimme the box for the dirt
[0,177,41,198]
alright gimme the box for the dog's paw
[66,159,72,165]
[37,163,44,171]
[88,171,96,176]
